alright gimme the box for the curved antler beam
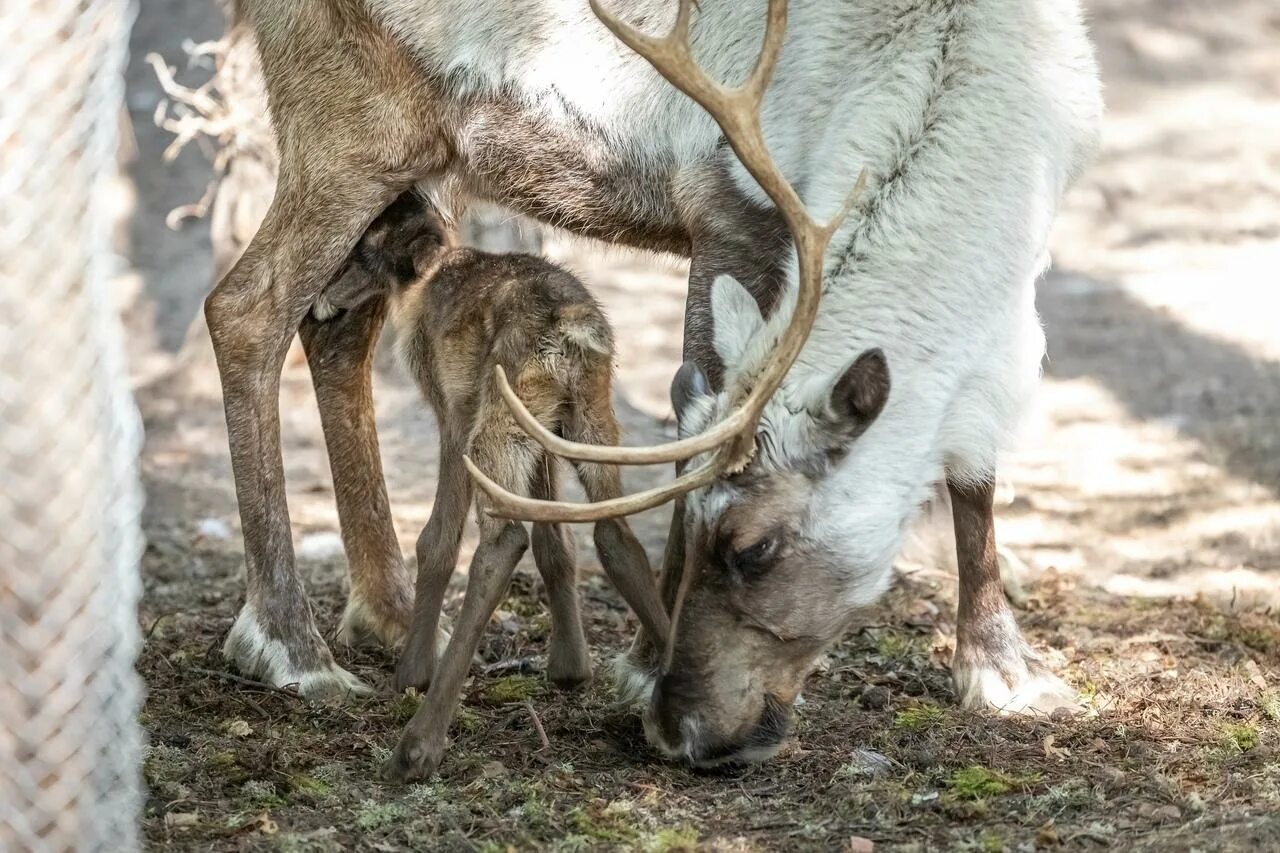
[466,453,724,523]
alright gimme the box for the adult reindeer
[213,0,1100,776]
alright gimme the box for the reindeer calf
[317,193,668,779]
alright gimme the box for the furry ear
[671,361,712,436]
[823,348,890,439]
[710,274,765,369]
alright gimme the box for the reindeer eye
[732,536,779,580]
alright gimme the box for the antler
[468,0,866,521]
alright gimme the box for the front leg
[207,171,396,701]
[384,520,529,783]
[300,294,413,652]
[949,476,1078,714]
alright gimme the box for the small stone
[843,749,897,779]
[902,748,937,770]
[860,686,891,710]
[479,760,509,779]
[1098,767,1126,787]
[1050,706,1076,724]
[846,836,875,853]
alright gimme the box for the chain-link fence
[1,0,144,850]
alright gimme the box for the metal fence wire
[0,0,144,850]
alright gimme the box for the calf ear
[710,274,765,368]
[826,348,890,438]
[671,361,712,436]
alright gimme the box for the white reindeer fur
[363,0,1101,600]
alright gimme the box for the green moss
[354,800,409,833]
[455,708,485,734]
[390,692,421,724]
[1222,723,1259,753]
[288,774,332,804]
[894,702,944,731]
[875,632,928,663]
[482,675,543,704]
[1261,692,1280,723]
[207,750,238,769]
[642,826,700,852]
[567,802,640,845]
[945,765,1023,800]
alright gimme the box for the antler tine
[466,452,724,523]
[470,0,866,523]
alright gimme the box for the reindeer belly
[454,95,693,255]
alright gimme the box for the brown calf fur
[316,193,669,781]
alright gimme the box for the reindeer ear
[671,361,712,435]
[826,348,890,437]
[710,274,765,368]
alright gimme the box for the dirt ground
[125,1,1280,850]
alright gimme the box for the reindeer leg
[395,424,473,693]
[299,293,412,652]
[530,458,592,689]
[207,172,397,701]
[949,476,1079,715]
[559,397,670,701]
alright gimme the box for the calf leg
[530,458,591,689]
[207,172,397,700]
[385,436,539,782]
[394,423,473,693]
[949,476,1078,714]
[565,402,669,649]
[299,294,412,651]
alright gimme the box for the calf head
[312,192,451,320]
[645,275,893,766]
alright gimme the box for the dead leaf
[1242,659,1268,691]
[1043,734,1070,759]
[223,719,252,738]
[846,836,875,853]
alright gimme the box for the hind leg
[530,457,592,689]
[300,294,413,653]
[395,423,472,693]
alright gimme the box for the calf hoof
[223,604,373,702]
[952,643,1080,716]
[547,648,592,691]
[336,580,414,651]
[382,732,445,784]
[394,654,435,694]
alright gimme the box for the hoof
[394,654,435,694]
[547,649,592,692]
[336,582,414,650]
[223,605,372,701]
[382,733,445,784]
[953,647,1080,716]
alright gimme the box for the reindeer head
[643,275,892,765]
